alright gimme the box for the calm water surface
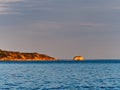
[0,60,120,90]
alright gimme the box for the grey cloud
[0,0,23,14]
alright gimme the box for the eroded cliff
[0,49,56,61]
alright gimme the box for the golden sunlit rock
[0,49,56,61]
[73,56,84,61]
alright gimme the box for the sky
[0,0,120,59]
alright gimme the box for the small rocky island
[0,49,56,61]
[73,56,84,61]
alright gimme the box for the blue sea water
[0,60,120,90]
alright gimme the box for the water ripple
[0,63,120,89]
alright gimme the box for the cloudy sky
[0,0,120,59]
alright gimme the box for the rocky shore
[0,49,56,61]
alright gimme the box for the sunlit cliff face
[73,56,84,61]
[0,49,56,61]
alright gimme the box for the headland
[0,49,56,61]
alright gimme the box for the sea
[0,60,120,90]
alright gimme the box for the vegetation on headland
[0,49,56,61]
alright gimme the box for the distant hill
[0,49,56,61]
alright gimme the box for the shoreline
[0,59,120,64]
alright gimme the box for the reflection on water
[0,60,120,89]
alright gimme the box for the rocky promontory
[0,49,56,61]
